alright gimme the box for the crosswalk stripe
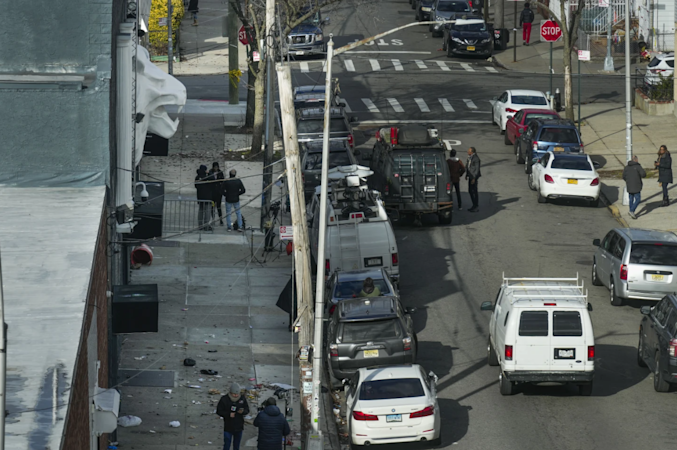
[415,60,427,70]
[387,98,404,113]
[362,98,380,113]
[392,59,404,71]
[369,59,381,71]
[463,99,478,109]
[436,61,450,71]
[414,98,430,112]
[486,66,498,73]
[439,98,455,112]
[300,62,310,73]
[460,63,475,72]
[344,59,356,72]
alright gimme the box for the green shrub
[149,0,185,52]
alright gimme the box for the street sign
[158,17,168,27]
[578,50,591,61]
[540,20,562,42]
[279,226,293,241]
[238,25,249,45]
[252,51,260,62]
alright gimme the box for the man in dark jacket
[209,162,225,225]
[519,3,535,46]
[188,0,199,26]
[623,156,646,219]
[465,147,481,212]
[254,397,290,450]
[217,383,250,450]
[654,145,673,206]
[195,164,214,231]
[223,169,247,231]
[447,149,466,210]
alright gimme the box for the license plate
[363,349,379,358]
[467,46,475,51]
[554,146,564,152]
[364,257,383,267]
[555,348,575,359]
[567,179,578,185]
[386,414,402,422]
[651,274,665,281]
[295,51,305,55]
[424,186,436,192]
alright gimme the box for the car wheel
[609,278,623,306]
[637,331,647,367]
[499,372,515,396]
[527,173,537,191]
[438,210,452,225]
[537,192,546,203]
[491,110,497,126]
[590,198,599,207]
[578,382,593,396]
[654,352,670,392]
[515,146,524,164]
[487,338,499,366]
[591,260,603,286]
[429,24,434,32]
[504,131,511,145]
[442,38,447,51]
[524,158,532,174]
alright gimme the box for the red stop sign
[238,25,249,45]
[540,20,562,42]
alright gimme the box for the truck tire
[578,382,593,396]
[637,332,647,367]
[654,352,670,392]
[499,372,515,396]
[488,338,499,366]
[537,192,546,203]
[591,260,603,286]
[609,278,623,306]
[504,131,511,145]
[438,210,452,225]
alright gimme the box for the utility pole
[261,0,275,230]
[496,0,504,29]
[0,252,6,450]
[603,1,614,71]
[228,1,239,105]
[624,0,632,161]
[167,0,173,75]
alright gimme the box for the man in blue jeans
[623,155,646,219]
[217,383,249,450]
[223,169,246,231]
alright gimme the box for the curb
[599,189,629,228]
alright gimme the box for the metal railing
[162,199,216,239]
[635,68,674,101]
[580,1,627,35]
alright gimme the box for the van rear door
[514,310,551,371]
[627,242,677,295]
[550,310,589,372]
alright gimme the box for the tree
[534,0,587,120]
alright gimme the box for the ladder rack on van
[502,273,588,305]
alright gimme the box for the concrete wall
[635,88,675,115]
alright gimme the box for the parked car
[414,0,435,21]
[430,0,473,37]
[516,118,584,172]
[528,152,600,207]
[480,275,595,396]
[326,267,400,307]
[443,17,493,58]
[327,297,417,381]
[491,89,550,133]
[293,82,342,110]
[345,365,440,446]
[592,228,677,306]
[296,107,357,151]
[644,53,674,86]
[637,294,677,392]
[504,108,560,146]
[284,11,329,57]
[301,139,357,199]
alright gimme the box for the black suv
[443,17,493,58]
[296,107,357,151]
[326,296,417,382]
[515,118,583,173]
[638,294,677,391]
[367,125,453,224]
[300,139,357,199]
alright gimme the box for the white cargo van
[307,166,399,284]
[480,275,595,396]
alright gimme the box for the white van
[306,166,399,284]
[480,275,595,396]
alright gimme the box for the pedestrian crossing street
[292,58,499,74]
[339,96,491,114]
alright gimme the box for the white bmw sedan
[346,365,440,447]
[528,151,601,206]
[492,89,550,133]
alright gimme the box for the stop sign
[238,25,249,45]
[540,20,562,42]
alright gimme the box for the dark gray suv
[638,294,677,391]
[327,297,417,382]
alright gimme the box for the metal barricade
[163,199,215,239]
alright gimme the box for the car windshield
[538,127,580,143]
[304,152,352,170]
[341,319,401,343]
[551,156,592,171]
[455,23,486,32]
[300,13,320,25]
[525,113,556,124]
[298,118,348,134]
[511,95,548,105]
[334,279,391,298]
[630,244,677,265]
[648,57,662,68]
[438,1,470,12]
[359,378,425,400]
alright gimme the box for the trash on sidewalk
[200,369,218,375]
[134,356,146,360]
[169,420,181,427]
[208,388,221,395]
[149,430,156,434]
[118,415,142,427]
[187,385,202,389]
[208,350,218,353]
[164,389,173,394]
[184,358,196,366]
[271,382,296,390]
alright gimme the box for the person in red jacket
[520,3,535,46]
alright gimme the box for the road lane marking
[486,66,498,73]
[339,98,352,113]
[436,61,451,71]
[460,63,475,72]
[463,99,478,109]
[387,98,404,113]
[414,98,430,112]
[369,59,381,71]
[392,59,404,71]
[356,119,492,126]
[439,98,455,112]
[344,60,356,72]
[415,60,427,70]
[362,98,380,113]
[300,62,309,73]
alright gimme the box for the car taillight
[446,182,451,194]
[590,177,599,186]
[580,143,584,152]
[506,108,517,113]
[532,141,538,151]
[410,405,434,418]
[620,264,628,280]
[669,339,677,357]
[325,259,330,276]
[348,134,354,148]
[544,174,555,184]
[588,346,595,361]
[353,411,379,421]
[403,337,412,351]
[390,127,398,145]
[505,345,513,360]
[329,343,338,357]
[392,253,398,266]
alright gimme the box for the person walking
[465,147,481,212]
[519,3,535,46]
[209,162,226,225]
[195,164,214,231]
[216,383,250,450]
[446,149,466,210]
[223,169,247,231]
[187,0,199,26]
[654,145,673,206]
[622,156,646,219]
[254,397,290,450]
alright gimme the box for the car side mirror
[428,371,438,384]
[472,8,479,14]
[404,306,417,314]
[342,378,349,385]
[587,303,593,311]
[339,101,347,107]
[323,17,330,24]
[592,238,601,247]
[532,157,540,164]
[640,305,651,315]
[492,96,498,101]
[480,301,494,311]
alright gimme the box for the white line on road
[471,110,491,114]
[460,63,475,72]
[356,119,492,126]
[339,98,352,113]
[369,59,381,71]
[463,99,478,109]
[436,61,451,71]
[486,66,498,73]
[415,60,427,70]
[414,98,430,112]
[387,98,404,113]
[362,98,380,113]
[392,59,404,71]
[439,98,455,112]
[344,59,356,72]
[300,62,309,73]
[343,51,432,54]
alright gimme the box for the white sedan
[346,365,441,447]
[528,151,601,206]
[492,89,550,133]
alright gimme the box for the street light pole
[624,0,632,161]
[261,0,275,231]
[603,1,614,72]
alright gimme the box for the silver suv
[592,228,677,306]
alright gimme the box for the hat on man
[230,382,241,394]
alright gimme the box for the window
[334,279,391,299]
[553,311,583,336]
[359,378,425,400]
[601,231,615,251]
[525,113,557,125]
[540,153,550,167]
[538,127,580,144]
[653,298,672,327]
[512,95,548,106]
[297,118,348,134]
[438,1,471,12]
[341,319,402,343]
[649,57,662,68]
[513,111,524,123]
[455,22,487,32]
[519,311,549,336]
[629,244,677,265]
[612,238,626,259]
[499,92,508,102]
[551,156,592,171]
[605,233,619,252]
[668,60,675,68]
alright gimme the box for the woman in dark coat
[187,0,199,26]
[655,145,673,206]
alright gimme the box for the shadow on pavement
[603,184,620,204]
[416,341,455,380]
[589,154,608,168]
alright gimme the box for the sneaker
[468,207,478,212]
[629,211,637,219]
[237,228,244,232]
[458,206,463,210]
[227,228,232,232]
[525,42,529,46]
